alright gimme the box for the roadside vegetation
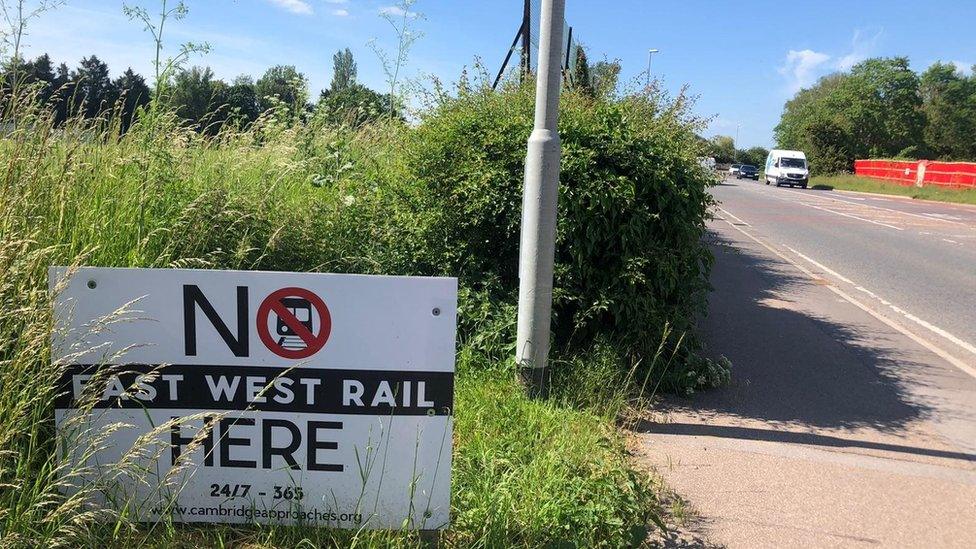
[811,174,976,205]
[774,57,976,174]
[706,136,768,169]
[0,2,723,546]
[709,58,976,178]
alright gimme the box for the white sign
[51,267,456,529]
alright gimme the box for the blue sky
[19,0,976,147]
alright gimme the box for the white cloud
[266,0,313,15]
[835,52,862,72]
[325,0,348,4]
[379,6,418,18]
[835,28,882,71]
[778,28,885,94]
[779,49,831,93]
[332,9,349,17]
[951,61,973,76]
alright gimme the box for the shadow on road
[651,229,937,434]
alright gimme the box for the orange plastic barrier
[854,159,976,189]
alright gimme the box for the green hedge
[396,87,723,390]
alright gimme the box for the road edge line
[714,207,976,379]
[784,246,855,285]
[748,187,907,231]
[809,190,975,227]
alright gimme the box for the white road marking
[885,304,976,358]
[745,184,976,244]
[943,239,960,245]
[798,201,905,231]
[790,246,976,362]
[784,246,854,284]
[792,189,976,229]
[714,206,976,379]
[854,286,877,298]
[719,208,752,227]
[751,186,906,230]
[853,286,894,306]
[757,185,976,236]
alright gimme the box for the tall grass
[0,81,686,547]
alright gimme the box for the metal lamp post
[646,48,660,88]
[516,0,566,397]
[735,124,740,163]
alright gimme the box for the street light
[734,124,740,163]
[516,0,566,397]
[646,49,660,88]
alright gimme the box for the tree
[24,53,55,103]
[774,57,926,173]
[318,84,399,127]
[169,66,226,128]
[774,73,850,156]
[801,115,853,173]
[849,57,924,157]
[709,135,736,164]
[571,47,593,96]
[330,48,357,92]
[920,62,976,160]
[1,53,54,103]
[112,68,151,132]
[222,75,261,126]
[255,64,307,115]
[318,49,397,127]
[73,55,115,119]
[740,146,769,168]
[50,61,72,124]
[590,59,621,99]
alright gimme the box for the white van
[765,150,809,188]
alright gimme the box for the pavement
[640,179,976,548]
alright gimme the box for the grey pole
[646,48,659,88]
[516,0,566,397]
[735,124,740,163]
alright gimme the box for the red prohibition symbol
[256,287,332,359]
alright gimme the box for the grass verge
[12,354,663,548]
[0,84,694,546]
[811,174,976,205]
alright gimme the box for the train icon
[276,297,314,350]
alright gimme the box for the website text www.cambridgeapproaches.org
[150,503,364,524]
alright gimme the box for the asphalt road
[641,179,976,548]
[713,178,976,367]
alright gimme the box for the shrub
[399,85,719,391]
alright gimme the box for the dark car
[736,164,759,180]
